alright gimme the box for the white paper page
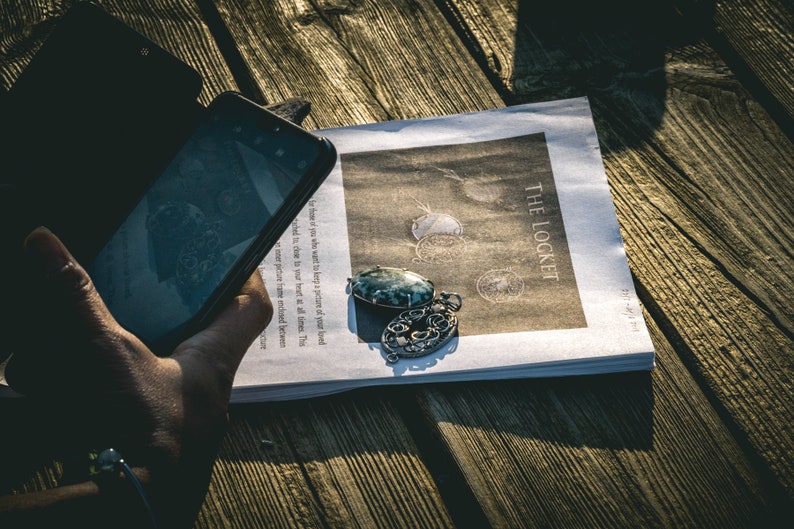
[232,97,654,400]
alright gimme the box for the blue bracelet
[89,448,158,529]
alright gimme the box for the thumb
[23,227,115,333]
[5,228,123,394]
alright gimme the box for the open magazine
[231,96,655,402]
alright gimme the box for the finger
[5,228,133,394]
[22,227,118,335]
[175,271,272,375]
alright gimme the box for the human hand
[4,227,272,527]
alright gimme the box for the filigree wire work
[381,292,462,363]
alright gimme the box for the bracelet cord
[91,448,158,529]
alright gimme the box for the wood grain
[209,0,792,524]
[703,0,793,124]
[105,1,457,526]
[2,0,792,527]
[441,0,794,509]
[598,33,794,500]
[0,0,68,90]
[206,0,503,129]
[96,0,239,104]
[0,0,239,104]
[0,3,455,528]
[420,314,773,528]
[199,397,455,529]
[200,0,391,129]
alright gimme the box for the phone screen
[88,93,334,349]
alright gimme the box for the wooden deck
[2,0,792,527]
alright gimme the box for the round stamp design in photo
[414,233,468,264]
[476,268,524,303]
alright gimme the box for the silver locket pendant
[348,266,461,363]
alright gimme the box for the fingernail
[23,227,73,278]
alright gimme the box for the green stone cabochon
[349,266,435,309]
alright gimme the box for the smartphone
[0,1,204,262]
[87,92,337,353]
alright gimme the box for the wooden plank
[0,3,455,528]
[209,0,791,525]
[420,315,776,528]
[441,0,794,333]
[0,0,238,104]
[199,395,455,529]
[198,0,389,129]
[199,1,502,526]
[205,0,503,129]
[3,1,791,528]
[683,0,794,125]
[98,0,239,104]
[599,50,794,492]
[440,0,794,512]
[0,2,56,90]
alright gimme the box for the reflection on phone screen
[89,103,320,346]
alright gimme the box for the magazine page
[231,96,655,402]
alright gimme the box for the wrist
[90,448,158,528]
[91,447,208,529]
